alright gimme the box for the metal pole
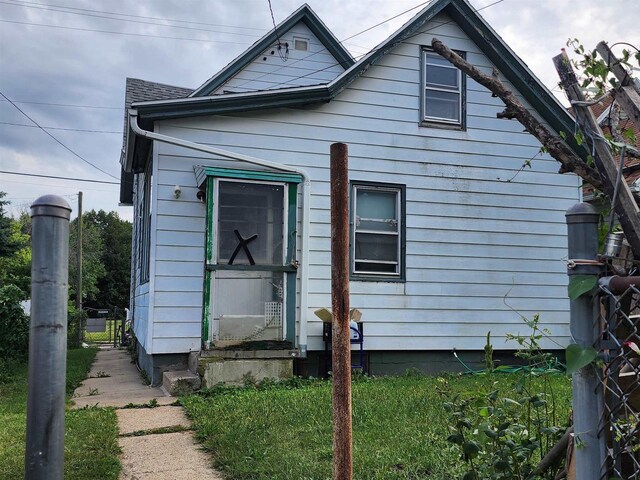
[25,195,71,480]
[565,202,606,479]
[330,142,352,480]
[76,191,83,346]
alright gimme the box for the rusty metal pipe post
[25,195,71,480]
[330,142,353,480]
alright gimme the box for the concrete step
[162,370,201,396]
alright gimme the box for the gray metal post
[565,203,606,479]
[25,195,71,480]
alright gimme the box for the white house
[120,0,583,385]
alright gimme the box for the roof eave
[134,85,331,122]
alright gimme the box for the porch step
[197,356,293,387]
[162,370,201,396]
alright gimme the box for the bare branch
[431,38,602,190]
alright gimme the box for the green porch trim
[202,176,215,345]
[286,183,298,344]
[195,166,303,186]
[206,264,297,273]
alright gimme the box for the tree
[82,210,132,310]
[0,192,21,259]
[0,219,31,293]
[69,218,106,305]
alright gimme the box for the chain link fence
[598,282,640,479]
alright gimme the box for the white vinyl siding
[214,22,345,94]
[139,11,579,354]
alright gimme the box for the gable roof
[189,4,354,97]
[124,0,589,189]
[129,0,579,151]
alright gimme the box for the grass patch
[0,348,120,480]
[182,373,571,479]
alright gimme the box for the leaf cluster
[442,316,568,479]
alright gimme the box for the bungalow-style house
[120,0,584,385]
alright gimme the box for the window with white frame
[422,48,464,126]
[351,183,404,279]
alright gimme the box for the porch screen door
[213,181,286,343]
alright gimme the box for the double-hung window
[422,48,464,126]
[351,183,405,280]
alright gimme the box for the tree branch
[431,38,602,190]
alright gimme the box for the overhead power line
[1,0,265,39]
[0,121,121,134]
[0,90,119,180]
[0,18,262,45]
[3,0,268,32]
[0,99,121,109]
[0,169,119,185]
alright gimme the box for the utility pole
[76,191,83,345]
[595,41,640,128]
[553,50,640,256]
[330,142,353,480]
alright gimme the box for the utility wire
[0,19,263,45]
[3,0,268,32]
[231,0,435,91]
[266,0,288,61]
[0,121,121,134]
[0,0,265,39]
[0,91,119,180]
[0,99,121,109]
[263,0,505,90]
[0,170,119,185]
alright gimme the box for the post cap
[565,202,599,224]
[30,195,72,220]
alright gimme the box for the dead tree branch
[431,38,602,190]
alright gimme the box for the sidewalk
[72,348,223,480]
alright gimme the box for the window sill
[419,119,465,131]
[350,274,405,283]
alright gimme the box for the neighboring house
[583,98,640,202]
[120,0,584,384]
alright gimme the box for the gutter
[128,109,311,357]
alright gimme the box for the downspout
[128,110,310,357]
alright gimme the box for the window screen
[352,185,402,276]
[217,181,284,265]
[423,50,463,124]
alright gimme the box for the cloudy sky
[0,0,638,220]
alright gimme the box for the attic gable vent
[293,37,309,51]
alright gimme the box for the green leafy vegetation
[181,374,571,479]
[0,348,120,480]
[0,284,30,359]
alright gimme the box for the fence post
[565,202,606,479]
[25,195,71,480]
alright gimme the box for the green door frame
[200,168,302,348]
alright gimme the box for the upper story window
[351,182,405,281]
[422,48,465,127]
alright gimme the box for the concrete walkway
[72,348,223,480]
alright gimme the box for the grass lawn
[0,348,120,480]
[182,373,571,480]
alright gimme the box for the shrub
[0,284,30,359]
[67,304,87,349]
